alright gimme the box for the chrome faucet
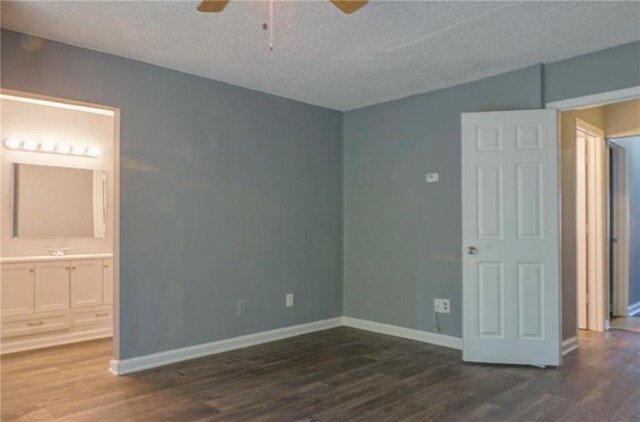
[47,247,70,256]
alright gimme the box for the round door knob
[466,246,478,255]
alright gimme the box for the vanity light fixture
[4,138,21,149]
[2,138,101,158]
[56,144,71,154]
[86,147,101,157]
[71,145,86,156]
[40,140,56,152]
[22,140,39,151]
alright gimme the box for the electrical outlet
[237,300,247,315]
[434,298,450,314]
[286,293,294,308]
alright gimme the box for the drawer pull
[28,321,44,326]
[96,312,109,317]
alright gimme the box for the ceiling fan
[197,0,368,15]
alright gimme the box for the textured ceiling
[2,1,639,111]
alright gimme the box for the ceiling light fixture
[2,138,100,158]
[196,0,367,50]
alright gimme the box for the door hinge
[586,293,590,304]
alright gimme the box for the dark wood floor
[2,327,639,421]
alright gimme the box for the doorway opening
[609,135,640,332]
[560,98,640,339]
[0,90,121,366]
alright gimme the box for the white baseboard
[109,317,343,375]
[1,327,112,355]
[562,336,579,356]
[628,301,640,316]
[342,316,463,351]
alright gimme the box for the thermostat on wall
[426,173,439,183]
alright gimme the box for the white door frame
[1,88,122,364]
[546,85,640,337]
[608,139,630,317]
[575,119,606,332]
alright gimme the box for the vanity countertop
[0,253,114,264]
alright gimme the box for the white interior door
[462,110,560,366]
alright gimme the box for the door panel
[35,262,70,312]
[516,164,543,238]
[462,109,560,366]
[70,260,103,308]
[477,165,503,239]
[518,263,544,338]
[478,263,504,338]
[1,263,35,316]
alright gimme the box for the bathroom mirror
[12,164,107,238]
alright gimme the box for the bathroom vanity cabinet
[1,254,113,353]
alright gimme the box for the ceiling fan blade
[197,0,230,13]
[329,0,368,14]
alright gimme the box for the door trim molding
[575,119,607,332]
[546,87,640,111]
[547,87,640,341]
[609,140,630,317]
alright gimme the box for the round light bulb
[40,141,56,152]
[56,144,71,154]
[23,140,39,151]
[4,138,21,149]
[86,147,101,157]
[72,145,86,156]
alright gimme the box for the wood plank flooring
[2,327,639,421]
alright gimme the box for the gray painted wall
[2,28,639,357]
[1,30,343,360]
[343,66,543,338]
[344,41,640,341]
[616,137,640,309]
[544,42,640,104]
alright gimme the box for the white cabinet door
[1,263,35,316]
[462,110,560,366]
[35,262,70,312]
[70,260,103,308]
[102,259,114,305]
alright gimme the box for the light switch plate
[286,293,294,308]
[237,300,247,315]
[426,173,439,183]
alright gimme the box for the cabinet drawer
[72,306,112,327]
[2,311,70,338]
